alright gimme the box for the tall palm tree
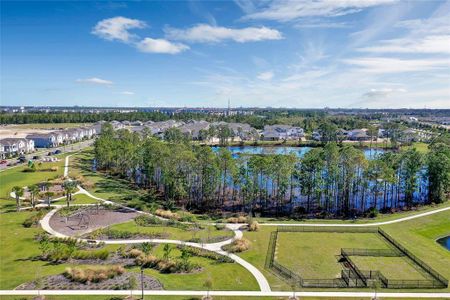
[12,186,24,211]
[28,185,40,209]
[63,180,77,208]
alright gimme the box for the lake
[437,236,450,251]
[212,146,386,159]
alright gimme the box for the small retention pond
[437,236,450,251]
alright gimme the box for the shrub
[72,249,110,260]
[248,221,260,232]
[154,209,179,220]
[176,245,233,263]
[22,209,50,228]
[64,265,125,283]
[223,238,251,253]
[135,215,164,226]
[214,224,225,231]
[128,248,144,258]
[226,215,247,223]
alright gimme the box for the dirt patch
[16,273,163,290]
[49,206,139,237]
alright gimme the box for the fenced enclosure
[265,226,448,289]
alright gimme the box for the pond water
[437,236,450,251]
[212,146,386,159]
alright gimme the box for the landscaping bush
[176,245,233,263]
[87,228,168,240]
[135,215,164,226]
[226,215,247,223]
[22,209,50,228]
[64,265,125,283]
[214,224,225,230]
[154,209,180,220]
[248,221,260,232]
[223,238,251,253]
[72,249,110,260]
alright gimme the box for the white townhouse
[261,125,304,141]
[27,133,60,148]
[0,138,35,156]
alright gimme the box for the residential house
[261,125,304,141]
[0,138,34,156]
[347,129,371,141]
[27,133,60,148]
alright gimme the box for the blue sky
[1,0,449,108]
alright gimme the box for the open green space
[106,220,234,242]
[52,193,101,206]
[276,232,390,279]
[351,256,428,280]
[0,210,256,291]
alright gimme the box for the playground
[49,205,139,236]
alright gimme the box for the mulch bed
[49,206,139,237]
[16,273,163,290]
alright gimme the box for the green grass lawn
[0,209,257,291]
[275,232,390,279]
[401,142,430,154]
[350,256,429,280]
[70,150,143,204]
[52,193,102,205]
[107,220,234,242]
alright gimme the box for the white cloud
[358,35,450,54]
[92,16,146,43]
[257,71,274,81]
[363,88,406,98]
[120,91,135,95]
[242,0,397,22]
[343,57,450,73]
[165,24,283,43]
[136,38,189,54]
[76,77,113,85]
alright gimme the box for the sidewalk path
[1,290,449,298]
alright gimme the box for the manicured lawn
[275,232,389,279]
[402,142,430,154]
[0,156,68,211]
[52,193,102,205]
[351,256,428,280]
[70,150,143,204]
[106,220,233,242]
[381,209,450,287]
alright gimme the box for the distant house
[179,120,210,140]
[347,129,371,141]
[261,125,304,141]
[312,131,322,141]
[26,133,60,148]
[0,138,34,156]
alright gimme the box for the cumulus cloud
[136,38,189,54]
[92,16,146,43]
[363,88,406,98]
[257,71,274,80]
[241,0,397,22]
[76,77,113,85]
[165,24,283,43]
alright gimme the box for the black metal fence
[341,248,403,257]
[264,226,449,289]
[377,228,448,288]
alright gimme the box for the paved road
[0,139,93,172]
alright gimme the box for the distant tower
[227,98,231,116]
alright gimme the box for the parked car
[0,160,7,164]
[53,149,62,154]
[18,156,27,163]
[47,152,53,156]
[32,155,41,160]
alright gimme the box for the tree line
[94,124,449,218]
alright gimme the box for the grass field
[275,232,390,279]
[52,193,102,205]
[107,220,234,242]
[351,256,428,280]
